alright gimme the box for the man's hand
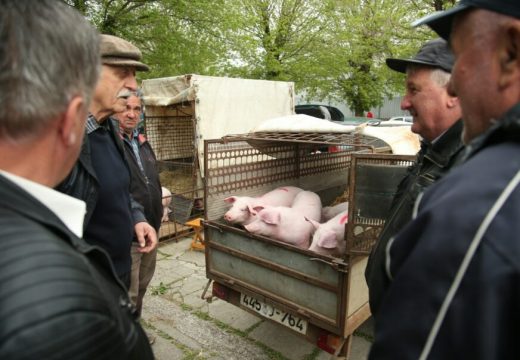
[134,222,158,253]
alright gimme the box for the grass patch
[141,321,205,359]
[175,304,289,360]
[193,310,212,321]
[150,281,170,296]
[244,320,262,334]
[302,347,321,360]
[181,303,193,312]
[256,343,289,360]
[354,329,374,342]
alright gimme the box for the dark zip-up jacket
[56,117,146,276]
[365,119,465,315]
[121,131,162,232]
[57,117,146,228]
[369,103,520,359]
[0,175,153,359]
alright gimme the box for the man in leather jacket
[0,1,153,358]
[369,1,520,359]
[57,35,158,287]
[365,38,465,316]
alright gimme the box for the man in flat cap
[370,1,520,359]
[0,1,153,358]
[365,38,464,316]
[58,34,157,289]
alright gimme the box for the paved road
[142,237,374,360]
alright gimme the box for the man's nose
[400,95,411,110]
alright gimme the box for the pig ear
[318,233,338,249]
[251,205,264,215]
[260,210,280,225]
[248,204,258,215]
[224,196,236,204]
[305,217,321,230]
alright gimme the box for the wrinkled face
[400,67,454,142]
[448,10,501,143]
[93,65,137,119]
[115,95,141,135]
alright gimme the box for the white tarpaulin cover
[253,114,421,155]
[141,74,295,174]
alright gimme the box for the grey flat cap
[100,34,149,71]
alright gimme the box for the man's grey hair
[0,0,101,140]
[407,65,451,89]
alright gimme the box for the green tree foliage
[62,0,457,113]
[62,0,231,79]
[219,0,331,82]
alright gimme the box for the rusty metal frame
[345,153,416,256]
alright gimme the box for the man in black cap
[58,34,158,288]
[365,38,464,316]
[369,2,520,359]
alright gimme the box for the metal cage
[144,102,203,241]
[346,153,416,256]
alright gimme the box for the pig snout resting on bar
[243,190,322,249]
[223,186,303,225]
[307,209,349,257]
[321,201,348,222]
[161,187,172,222]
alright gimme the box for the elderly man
[115,92,162,343]
[0,0,152,358]
[365,38,464,316]
[58,35,158,288]
[369,1,520,359]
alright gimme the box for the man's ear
[498,23,520,89]
[60,96,85,146]
[446,94,459,109]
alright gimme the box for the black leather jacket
[365,119,465,315]
[0,175,153,359]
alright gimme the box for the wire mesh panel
[346,153,416,256]
[144,103,203,240]
[204,133,394,223]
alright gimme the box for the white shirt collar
[0,171,86,238]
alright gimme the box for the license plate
[240,293,308,335]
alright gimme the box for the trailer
[141,74,295,240]
[201,130,416,358]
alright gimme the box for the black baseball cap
[413,0,520,40]
[386,38,454,74]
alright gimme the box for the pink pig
[243,191,322,249]
[161,187,172,223]
[321,201,349,222]
[223,186,303,225]
[307,209,349,257]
